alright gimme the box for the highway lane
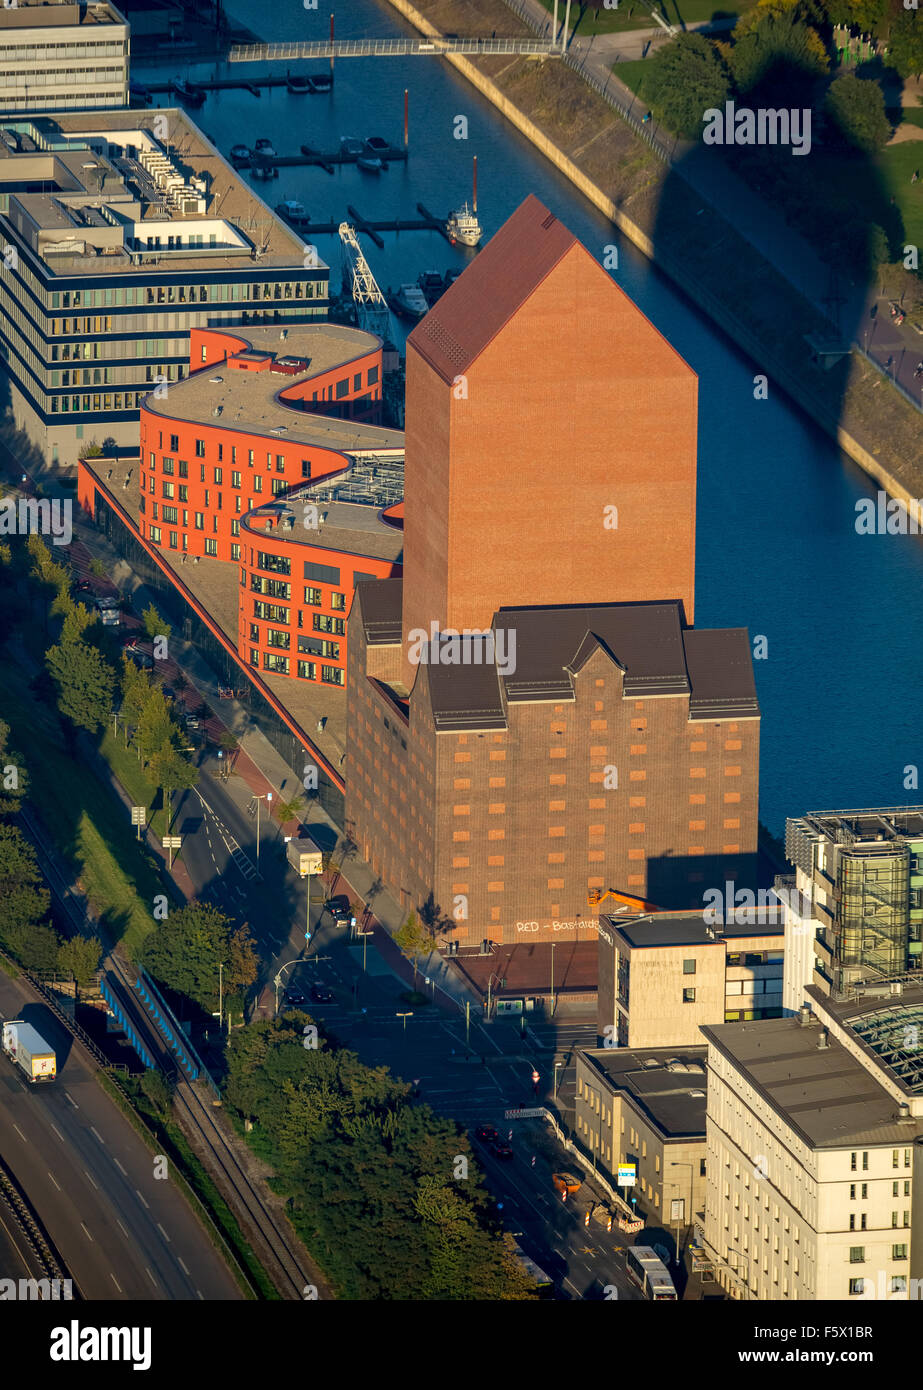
[0,972,241,1301]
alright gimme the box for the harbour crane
[337,222,392,341]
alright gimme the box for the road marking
[12,1123,26,1142]
[145,1266,157,1288]
[135,1189,150,1209]
[49,1123,64,1142]
[90,1126,105,1144]
[81,1222,94,1242]
[64,1090,78,1108]
[110,1273,122,1293]
[116,1219,130,1239]
[84,1169,98,1190]
[196,1289,204,1301]
[47,1171,61,1191]
[114,1158,128,1176]
[157,1222,171,1243]
[563,1276,581,1296]
[178,1257,190,1276]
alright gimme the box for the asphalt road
[0,971,241,1300]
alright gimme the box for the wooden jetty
[145,73,334,99]
[234,145,408,173]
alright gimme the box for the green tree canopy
[885,9,923,81]
[140,902,258,1015]
[641,34,733,141]
[824,71,892,150]
[142,603,171,643]
[0,825,59,969]
[0,718,27,815]
[728,12,829,97]
[57,934,102,988]
[45,635,116,732]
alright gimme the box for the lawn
[535,0,750,37]
[875,141,923,252]
[610,56,652,95]
[0,665,168,959]
[100,726,178,845]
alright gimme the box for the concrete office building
[783,808,923,1012]
[597,908,784,1049]
[0,1,129,116]
[345,196,762,943]
[0,110,328,465]
[702,1009,923,1301]
[575,1047,708,1235]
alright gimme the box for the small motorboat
[446,201,482,247]
[311,74,333,92]
[287,74,313,94]
[254,138,276,157]
[341,136,365,157]
[171,78,205,107]
[251,164,278,180]
[356,154,382,173]
[229,144,251,163]
[364,135,390,155]
[276,199,310,227]
[392,283,429,319]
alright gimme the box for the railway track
[0,1149,79,1298]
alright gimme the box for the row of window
[248,648,343,683]
[50,392,144,413]
[49,280,324,312]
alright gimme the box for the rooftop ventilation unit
[209,376,223,383]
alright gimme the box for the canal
[138,0,923,835]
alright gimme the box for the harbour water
[139,0,923,833]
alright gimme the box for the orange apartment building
[345,196,761,945]
[134,323,404,687]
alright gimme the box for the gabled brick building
[345,197,761,945]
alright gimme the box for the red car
[491,1139,514,1161]
[474,1125,498,1144]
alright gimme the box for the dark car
[184,713,201,729]
[310,984,334,1004]
[125,646,153,670]
[491,1139,514,1161]
[75,579,93,594]
[325,894,352,923]
[285,989,306,1006]
[474,1125,498,1144]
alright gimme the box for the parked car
[124,645,153,670]
[184,713,201,730]
[75,578,93,594]
[552,1172,582,1197]
[325,894,352,923]
[474,1125,498,1144]
[285,989,306,1006]
[491,1139,514,1161]
[310,984,334,1004]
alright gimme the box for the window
[178,460,188,478]
[304,586,323,605]
[682,988,696,1003]
[848,1279,866,1296]
[862,1152,869,1171]
[231,544,241,561]
[313,614,345,635]
[257,553,291,576]
[214,467,223,484]
[849,1248,865,1264]
[682,959,696,975]
[162,506,178,524]
[162,481,175,499]
[301,459,311,479]
[266,628,290,649]
[263,653,289,674]
[298,660,317,680]
[322,665,344,686]
[194,512,204,530]
[275,455,285,473]
[149,526,162,543]
[304,560,340,586]
[205,539,218,556]
[850,1153,857,1172]
[170,434,179,452]
[330,591,346,611]
[893,1245,908,1261]
[368,365,379,386]
[231,471,241,489]
[161,457,175,475]
[892,1276,908,1295]
[195,439,205,457]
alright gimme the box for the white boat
[392,283,429,319]
[254,138,276,157]
[276,199,310,227]
[341,136,365,156]
[230,143,251,162]
[447,201,482,247]
[356,154,382,173]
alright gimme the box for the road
[0,970,241,1300]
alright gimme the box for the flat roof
[610,909,784,949]
[0,110,318,274]
[701,1016,922,1149]
[579,1047,708,1139]
[807,982,923,1097]
[144,344,403,456]
[788,809,923,847]
[3,1,125,27]
[244,495,403,565]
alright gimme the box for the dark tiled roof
[425,661,506,732]
[407,195,577,385]
[684,628,759,720]
[355,577,401,644]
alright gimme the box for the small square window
[682,959,696,975]
[682,988,696,1003]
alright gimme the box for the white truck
[287,836,323,878]
[2,1020,56,1083]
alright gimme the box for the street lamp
[553,1059,563,1103]
[396,1011,413,1032]
[273,957,302,1015]
[668,1160,694,1267]
[254,791,273,868]
[550,941,556,1015]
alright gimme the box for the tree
[728,12,829,97]
[45,635,116,733]
[0,825,58,970]
[885,9,923,81]
[136,686,179,767]
[419,891,455,944]
[141,902,258,1016]
[0,718,27,815]
[139,1069,173,1119]
[394,910,431,989]
[149,744,198,824]
[142,603,171,643]
[823,71,891,151]
[274,795,305,826]
[57,935,102,988]
[641,34,733,141]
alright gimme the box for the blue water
[140,0,923,833]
